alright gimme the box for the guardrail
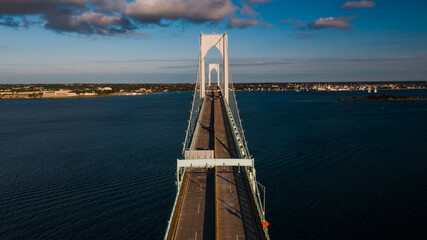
[219,74,270,239]
[219,72,251,159]
[182,63,202,155]
[164,171,189,240]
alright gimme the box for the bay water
[1,90,426,239]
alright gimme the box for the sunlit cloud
[307,16,355,30]
[0,0,276,36]
[125,0,236,24]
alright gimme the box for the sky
[0,0,426,83]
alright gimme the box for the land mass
[1,81,426,99]
[338,95,427,101]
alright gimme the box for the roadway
[213,87,258,240]
[170,85,260,240]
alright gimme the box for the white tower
[199,33,229,103]
[208,63,220,86]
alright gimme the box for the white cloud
[0,0,273,36]
[307,16,355,30]
[73,12,122,28]
[125,0,237,24]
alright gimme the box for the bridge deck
[213,87,258,240]
[170,85,261,240]
[174,168,215,239]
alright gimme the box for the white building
[98,87,112,91]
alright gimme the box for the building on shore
[97,87,112,91]
[42,90,78,98]
[1,94,30,99]
[135,88,152,93]
[80,92,97,96]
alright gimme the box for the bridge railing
[182,59,203,155]
[221,69,271,239]
[221,70,251,159]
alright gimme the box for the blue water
[1,90,426,239]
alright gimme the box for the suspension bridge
[164,33,269,240]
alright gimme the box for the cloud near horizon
[0,0,273,36]
[102,56,427,70]
[2,55,426,83]
[342,1,376,10]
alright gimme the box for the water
[1,90,426,239]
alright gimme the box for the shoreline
[0,92,163,100]
[338,94,427,101]
[2,87,427,100]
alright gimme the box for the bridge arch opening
[208,63,220,86]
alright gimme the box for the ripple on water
[1,91,427,239]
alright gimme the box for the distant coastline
[338,94,427,101]
[1,82,426,99]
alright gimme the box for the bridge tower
[208,63,220,86]
[199,33,229,103]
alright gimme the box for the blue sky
[0,0,426,83]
